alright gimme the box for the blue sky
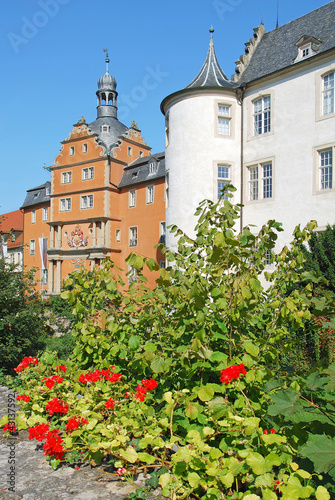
[0,0,329,213]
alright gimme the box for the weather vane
[103,48,109,72]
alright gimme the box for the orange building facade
[17,56,165,295]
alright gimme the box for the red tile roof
[7,232,24,249]
[0,210,23,233]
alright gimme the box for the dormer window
[294,35,321,63]
[131,171,139,179]
[149,162,157,174]
[101,125,110,132]
[34,192,40,199]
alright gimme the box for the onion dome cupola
[186,27,232,89]
[89,50,128,153]
[96,50,118,119]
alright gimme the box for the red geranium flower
[141,379,158,390]
[45,398,69,416]
[105,397,114,410]
[220,364,247,384]
[66,417,88,433]
[55,365,67,372]
[42,429,64,460]
[29,423,50,441]
[14,356,38,373]
[3,422,17,433]
[17,394,30,402]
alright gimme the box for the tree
[0,259,46,373]
[302,224,335,293]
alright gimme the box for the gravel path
[0,386,161,500]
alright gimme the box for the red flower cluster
[42,429,64,460]
[131,379,158,402]
[17,394,30,402]
[55,365,67,372]
[43,375,64,389]
[263,428,276,435]
[220,364,247,384]
[105,397,114,409]
[66,416,88,433]
[141,379,158,390]
[134,385,148,402]
[14,356,38,373]
[45,398,69,416]
[29,423,50,441]
[79,367,121,384]
[3,422,17,433]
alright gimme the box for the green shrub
[5,188,335,499]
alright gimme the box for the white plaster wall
[242,57,335,253]
[165,92,241,249]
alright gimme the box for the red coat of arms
[68,225,88,248]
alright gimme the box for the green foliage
[0,260,47,373]
[302,225,335,293]
[8,188,335,498]
[46,294,75,323]
[38,333,76,360]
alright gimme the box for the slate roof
[118,152,165,189]
[239,1,335,84]
[21,181,50,209]
[186,31,234,89]
[88,117,128,153]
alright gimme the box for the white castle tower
[161,28,241,248]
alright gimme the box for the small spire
[276,0,279,29]
[209,26,214,41]
[103,48,109,73]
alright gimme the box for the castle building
[19,55,165,294]
[2,3,334,293]
[161,2,335,257]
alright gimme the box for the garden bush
[2,187,334,499]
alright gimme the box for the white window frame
[81,194,94,209]
[159,221,166,244]
[82,167,94,181]
[128,146,133,156]
[82,143,88,153]
[42,207,49,222]
[146,185,154,204]
[69,146,75,156]
[253,96,271,136]
[323,72,335,116]
[218,104,231,136]
[149,162,157,174]
[217,164,231,200]
[116,229,121,242]
[31,209,36,224]
[61,171,72,184]
[30,239,35,255]
[139,150,143,158]
[319,149,333,190]
[246,160,274,202]
[45,186,50,196]
[129,189,136,208]
[60,197,71,212]
[129,226,138,247]
[128,265,137,283]
[101,125,110,132]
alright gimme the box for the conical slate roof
[186,28,233,89]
